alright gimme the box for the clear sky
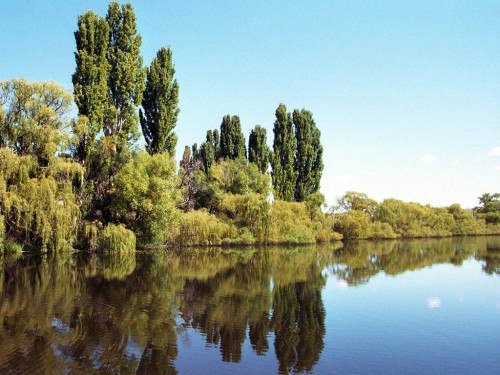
[1,1,499,208]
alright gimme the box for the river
[0,236,499,374]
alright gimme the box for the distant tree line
[332,191,500,239]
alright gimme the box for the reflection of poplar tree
[271,281,326,374]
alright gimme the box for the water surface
[0,237,499,374]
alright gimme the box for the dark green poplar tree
[200,130,215,173]
[219,115,246,160]
[271,104,296,201]
[293,109,323,201]
[72,10,110,165]
[248,125,270,174]
[105,2,146,150]
[191,143,200,163]
[140,47,179,156]
[213,128,221,160]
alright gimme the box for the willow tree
[293,109,323,201]
[271,104,296,201]
[140,47,179,155]
[105,2,146,150]
[219,115,246,160]
[72,10,109,165]
[0,80,83,251]
[248,125,270,174]
[0,79,73,167]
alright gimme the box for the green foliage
[268,201,316,244]
[98,223,136,252]
[110,151,180,245]
[219,193,270,242]
[2,240,23,254]
[0,214,4,245]
[72,10,109,164]
[293,109,323,201]
[200,130,216,173]
[475,193,500,224]
[174,209,237,246]
[334,210,374,239]
[478,193,500,206]
[271,104,296,201]
[0,79,73,167]
[213,129,221,159]
[305,191,326,221]
[0,145,82,252]
[332,192,500,240]
[336,191,378,215]
[219,115,246,160]
[194,158,270,211]
[90,252,137,280]
[140,47,179,155]
[248,125,270,173]
[375,199,455,238]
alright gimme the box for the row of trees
[188,103,324,204]
[332,191,500,239]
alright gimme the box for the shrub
[268,201,316,244]
[98,224,136,253]
[175,210,237,246]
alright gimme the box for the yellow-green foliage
[219,193,270,242]
[376,199,455,238]
[334,210,397,240]
[333,192,500,240]
[0,79,73,166]
[175,210,238,246]
[110,151,180,245]
[210,158,270,196]
[268,201,316,244]
[98,224,136,253]
[0,149,82,251]
[2,240,23,254]
[0,214,4,246]
[313,214,343,242]
[84,252,137,280]
[80,221,99,250]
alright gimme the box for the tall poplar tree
[105,2,146,150]
[219,115,246,160]
[213,128,221,160]
[271,104,296,201]
[72,10,109,164]
[293,109,323,201]
[248,125,270,174]
[200,130,215,173]
[140,47,179,156]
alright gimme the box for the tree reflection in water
[0,237,498,373]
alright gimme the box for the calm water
[0,237,499,374]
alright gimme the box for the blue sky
[1,1,499,208]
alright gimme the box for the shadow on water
[0,236,499,373]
